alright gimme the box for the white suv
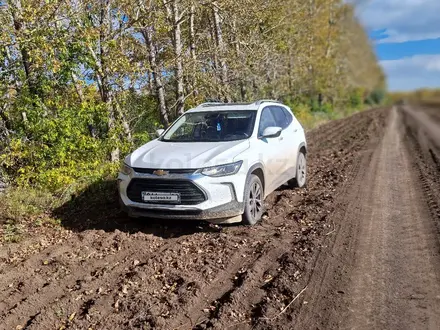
[118,100,307,225]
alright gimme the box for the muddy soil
[293,105,440,330]
[1,105,439,330]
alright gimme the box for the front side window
[161,110,257,142]
[258,108,277,136]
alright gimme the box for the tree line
[0,0,385,192]
[390,89,440,105]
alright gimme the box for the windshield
[161,110,257,142]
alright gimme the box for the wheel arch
[298,142,307,155]
[246,163,265,195]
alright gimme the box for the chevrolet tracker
[118,100,307,225]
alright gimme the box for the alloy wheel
[249,181,262,219]
[297,152,307,187]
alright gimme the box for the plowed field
[1,105,439,330]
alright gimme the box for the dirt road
[1,105,439,330]
[294,105,440,330]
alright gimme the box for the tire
[289,151,307,188]
[242,174,264,225]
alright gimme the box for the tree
[0,0,386,191]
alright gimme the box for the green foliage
[0,0,387,236]
[306,96,333,114]
[320,102,334,114]
[0,187,55,221]
[0,187,56,242]
[1,99,114,191]
[350,89,363,109]
[3,220,22,243]
[365,88,386,105]
[310,97,321,113]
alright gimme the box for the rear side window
[281,107,293,127]
[270,106,292,129]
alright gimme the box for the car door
[269,106,296,183]
[282,107,304,174]
[257,107,285,194]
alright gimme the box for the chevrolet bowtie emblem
[153,169,168,176]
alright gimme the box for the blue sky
[355,0,440,91]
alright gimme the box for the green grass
[0,187,57,242]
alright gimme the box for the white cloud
[356,0,440,43]
[380,55,440,90]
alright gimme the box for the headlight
[120,162,133,175]
[200,161,243,177]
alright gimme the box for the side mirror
[155,129,165,137]
[261,126,282,138]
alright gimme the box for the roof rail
[198,102,224,107]
[254,99,282,106]
[198,101,256,108]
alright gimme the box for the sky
[355,0,440,91]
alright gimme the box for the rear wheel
[289,151,307,188]
[242,174,264,225]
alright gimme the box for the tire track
[294,106,440,330]
[0,107,391,330]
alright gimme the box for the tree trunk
[308,0,315,95]
[207,15,219,76]
[71,72,84,103]
[189,4,196,62]
[100,0,120,162]
[212,2,230,102]
[288,48,294,92]
[9,0,37,96]
[232,18,246,101]
[189,3,198,97]
[107,94,119,162]
[146,70,154,94]
[115,101,132,142]
[325,0,335,59]
[171,0,185,116]
[142,27,170,128]
[0,105,12,136]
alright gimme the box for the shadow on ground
[53,179,224,239]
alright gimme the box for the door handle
[279,136,284,141]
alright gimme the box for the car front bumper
[118,169,247,220]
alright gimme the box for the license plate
[142,191,180,203]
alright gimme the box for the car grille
[126,179,206,205]
[133,168,196,174]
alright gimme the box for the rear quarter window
[281,108,293,127]
[269,106,293,129]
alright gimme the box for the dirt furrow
[0,107,400,330]
[1,232,166,328]
[293,106,440,330]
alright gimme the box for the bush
[310,97,321,112]
[320,102,333,114]
[290,103,316,129]
[350,90,363,109]
[0,100,123,192]
[365,88,386,105]
[0,187,55,222]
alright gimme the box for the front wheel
[242,174,264,225]
[289,151,307,188]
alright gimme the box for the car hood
[127,139,250,169]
